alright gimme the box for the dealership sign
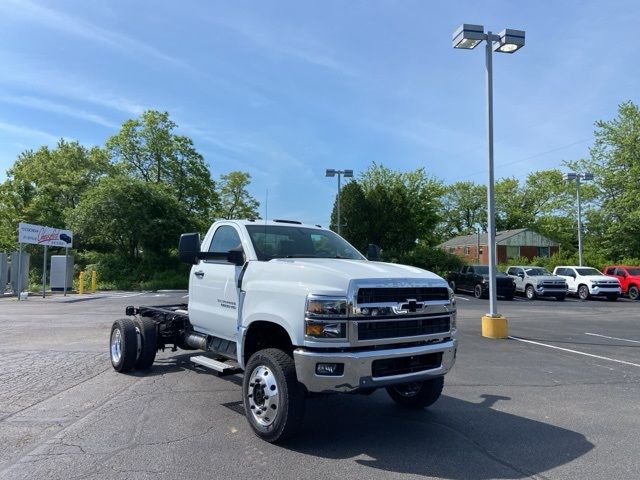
[18,222,73,248]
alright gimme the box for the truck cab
[110,219,458,442]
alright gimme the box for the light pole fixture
[453,23,525,338]
[325,169,353,236]
[564,172,593,266]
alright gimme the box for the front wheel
[242,349,305,443]
[578,285,590,300]
[474,284,484,299]
[628,285,639,301]
[525,285,536,300]
[386,377,444,409]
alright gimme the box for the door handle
[194,270,205,278]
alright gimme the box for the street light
[325,168,353,236]
[453,23,525,338]
[564,172,594,266]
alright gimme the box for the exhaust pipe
[180,331,207,350]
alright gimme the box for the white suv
[553,266,621,301]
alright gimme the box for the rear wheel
[386,377,444,409]
[578,285,590,300]
[242,348,305,443]
[525,285,536,300]
[606,294,619,301]
[110,318,138,373]
[134,317,157,369]
[628,285,639,301]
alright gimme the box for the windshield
[627,268,640,276]
[474,266,489,274]
[576,268,602,276]
[246,225,365,261]
[525,268,552,276]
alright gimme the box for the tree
[106,110,217,223]
[215,171,260,220]
[329,181,370,252]
[0,140,111,250]
[67,176,194,259]
[439,181,487,239]
[570,101,640,259]
[332,163,443,255]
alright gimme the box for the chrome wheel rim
[475,285,482,298]
[247,365,280,427]
[579,287,588,299]
[111,328,122,364]
[630,287,639,300]
[526,287,534,299]
[393,382,421,398]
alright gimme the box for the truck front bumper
[293,339,457,393]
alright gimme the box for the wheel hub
[246,365,280,427]
[110,328,122,364]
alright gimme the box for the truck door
[560,268,578,293]
[463,266,474,290]
[508,267,524,292]
[188,225,245,341]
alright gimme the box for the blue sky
[0,0,638,226]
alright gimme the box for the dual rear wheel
[110,317,157,372]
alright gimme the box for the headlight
[305,295,348,340]
[306,295,348,318]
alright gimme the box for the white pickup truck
[109,219,458,442]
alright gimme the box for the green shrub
[391,245,465,277]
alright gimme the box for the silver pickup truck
[506,266,567,301]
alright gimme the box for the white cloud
[2,0,196,74]
[0,95,118,128]
[0,119,60,144]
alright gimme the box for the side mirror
[227,249,245,266]
[367,244,381,261]
[179,233,200,265]
[518,273,525,278]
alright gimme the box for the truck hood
[263,258,447,294]
[532,275,565,282]
[580,275,620,283]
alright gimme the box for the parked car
[506,266,568,301]
[603,265,640,300]
[553,266,621,301]
[447,265,516,300]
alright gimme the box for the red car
[604,265,640,300]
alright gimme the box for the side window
[461,266,468,274]
[507,267,514,275]
[616,268,626,276]
[605,267,615,275]
[556,268,566,276]
[208,226,242,254]
[567,268,576,277]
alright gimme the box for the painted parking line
[509,335,640,368]
[584,332,640,344]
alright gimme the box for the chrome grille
[357,287,449,304]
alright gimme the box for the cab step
[191,355,242,376]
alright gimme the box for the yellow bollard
[91,271,97,293]
[79,271,85,295]
[481,314,509,339]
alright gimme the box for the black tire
[628,285,639,301]
[606,294,619,302]
[386,376,444,409]
[242,348,305,443]
[134,317,157,369]
[449,280,456,293]
[110,318,138,373]
[525,285,536,300]
[556,294,566,301]
[578,284,590,300]
[474,284,484,299]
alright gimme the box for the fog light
[316,363,344,376]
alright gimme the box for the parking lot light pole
[564,172,593,266]
[325,169,353,236]
[453,24,525,338]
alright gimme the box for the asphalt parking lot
[0,291,639,480]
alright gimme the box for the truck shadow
[284,393,593,479]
